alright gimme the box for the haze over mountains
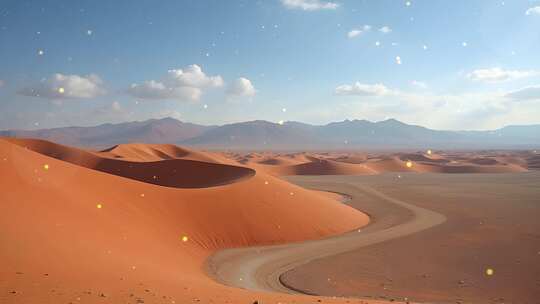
[1,117,539,150]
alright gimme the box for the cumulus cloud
[379,26,392,33]
[466,67,538,83]
[227,77,256,97]
[335,82,392,96]
[505,85,540,101]
[127,80,202,100]
[525,6,540,15]
[127,64,222,101]
[348,25,371,38]
[19,73,106,99]
[281,0,339,11]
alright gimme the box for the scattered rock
[100,293,107,297]
[9,291,17,294]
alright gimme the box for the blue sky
[1,0,540,130]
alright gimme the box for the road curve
[205,181,447,295]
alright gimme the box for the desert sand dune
[4,138,256,188]
[0,137,373,304]
[223,151,530,176]
[99,143,219,163]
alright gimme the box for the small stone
[100,293,107,297]
[10,291,17,294]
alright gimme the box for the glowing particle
[131,266,136,270]
[375,41,380,47]
[282,108,287,112]
[153,175,157,179]
[58,87,65,94]
[96,203,103,209]
[462,41,468,47]
[87,29,93,35]
[427,149,432,155]
[395,56,402,65]
[264,181,269,185]
[203,104,208,109]
[181,235,189,242]
[140,193,145,197]
[43,164,49,170]
[485,268,494,276]
[38,49,44,55]
[423,45,428,50]
[290,192,294,196]
[405,1,411,6]
[406,161,413,168]
[278,120,284,125]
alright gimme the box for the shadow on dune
[4,137,255,188]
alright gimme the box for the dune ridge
[4,138,255,188]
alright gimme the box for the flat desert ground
[283,173,540,303]
[1,137,539,304]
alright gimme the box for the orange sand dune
[5,138,255,188]
[99,143,219,163]
[0,137,372,304]
[226,151,529,176]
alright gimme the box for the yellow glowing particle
[486,268,494,276]
[96,203,103,209]
[58,87,65,94]
[427,149,432,155]
[43,164,49,170]
[181,236,189,242]
[406,161,413,168]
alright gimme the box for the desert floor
[281,173,540,303]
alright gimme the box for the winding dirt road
[206,179,447,295]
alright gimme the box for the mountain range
[1,117,539,150]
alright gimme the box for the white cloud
[525,6,540,15]
[227,77,256,97]
[466,67,538,83]
[127,80,202,100]
[164,65,223,88]
[505,85,540,101]
[411,80,427,89]
[348,25,371,38]
[335,82,392,96]
[19,73,106,99]
[379,26,392,33]
[127,64,221,101]
[280,0,339,11]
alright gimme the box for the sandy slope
[0,138,373,304]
